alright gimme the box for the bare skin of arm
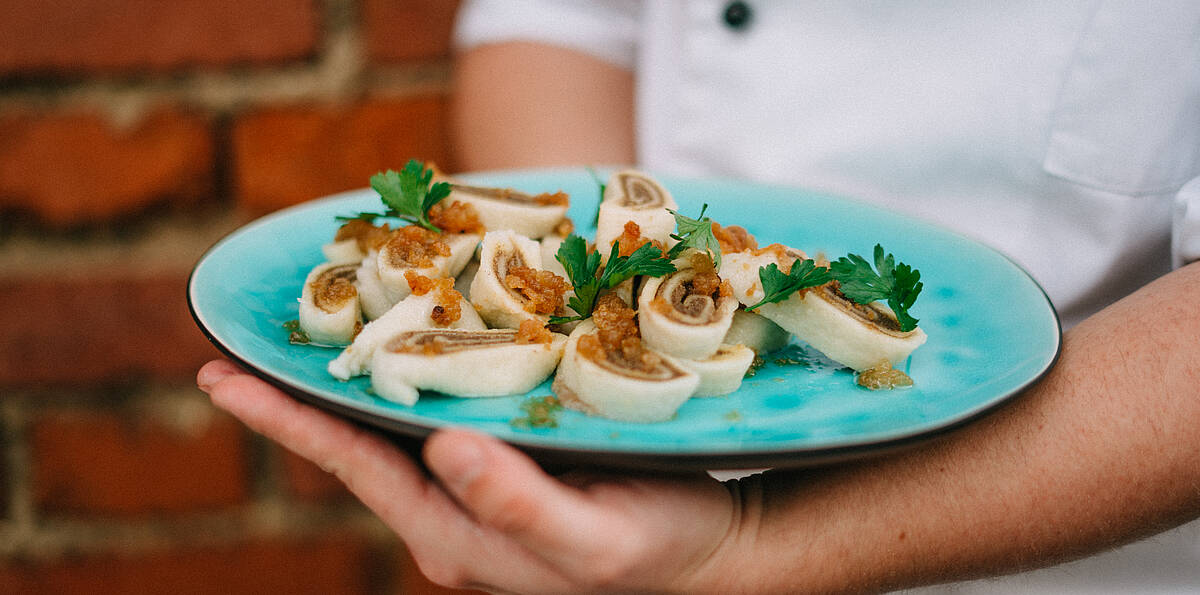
[198,43,1200,592]
[451,42,636,171]
[719,260,1200,592]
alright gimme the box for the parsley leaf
[338,160,450,231]
[744,258,833,312]
[666,203,722,269]
[549,236,676,324]
[829,244,923,332]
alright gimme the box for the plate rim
[188,168,1063,471]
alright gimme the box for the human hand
[197,359,747,594]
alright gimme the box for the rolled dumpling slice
[298,262,361,346]
[447,183,570,239]
[328,275,485,380]
[370,325,567,406]
[322,219,391,265]
[595,170,678,257]
[539,233,570,280]
[677,344,756,397]
[552,296,699,423]
[723,309,791,354]
[637,252,738,360]
[377,226,481,302]
[470,230,569,329]
[453,255,480,301]
[722,247,927,371]
[355,250,402,320]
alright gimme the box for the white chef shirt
[455,1,1200,592]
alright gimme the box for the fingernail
[196,365,234,393]
[434,432,485,494]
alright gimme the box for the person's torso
[635,0,1199,327]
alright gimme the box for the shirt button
[722,1,753,30]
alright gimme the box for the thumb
[424,428,611,558]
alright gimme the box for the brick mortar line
[0,210,246,277]
[0,399,36,550]
[0,386,398,559]
[0,503,394,559]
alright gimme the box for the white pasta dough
[321,238,365,265]
[723,309,791,354]
[469,229,550,329]
[327,288,485,380]
[595,170,678,258]
[676,344,756,397]
[552,320,699,423]
[370,328,567,406]
[354,250,402,321]
[637,253,738,360]
[721,250,926,371]
[377,232,481,301]
[447,183,569,239]
[298,262,361,346]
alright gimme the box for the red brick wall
[0,1,480,593]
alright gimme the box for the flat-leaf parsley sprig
[745,258,833,312]
[549,235,676,325]
[666,203,722,269]
[829,244,923,332]
[337,159,451,232]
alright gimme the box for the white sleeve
[1173,176,1200,268]
[453,0,640,69]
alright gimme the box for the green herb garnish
[510,395,564,429]
[282,319,310,344]
[548,235,676,324]
[744,354,766,377]
[744,258,833,312]
[666,203,722,269]
[829,244,923,332]
[337,159,451,232]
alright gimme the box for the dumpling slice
[355,250,403,321]
[298,262,361,346]
[469,230,569,329]
[637,251,738,360]
[447,183,570,239]
[328,275,485,380]
[595,170,678,257]
[677,344,756,397]
[722,247,926,371]
[322,219,391,265]
[723,309,791,355]
[552,296,699,423]
[377,226,481,303]
[370,323,567,406]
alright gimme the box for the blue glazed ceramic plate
[189,169,1060,470]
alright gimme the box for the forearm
[731,262,1200,593]
[450,42,636,172]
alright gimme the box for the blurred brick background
[0,1,482,592]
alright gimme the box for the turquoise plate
[188,169,1061,471]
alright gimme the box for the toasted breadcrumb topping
[505,266,569,314]
[335,219,392,253]
[515,319,555,344]
[386,226,451,268]
[711,222,757,254]
[578,294,660,373]
[404,271,462,326]
[428,200,485,234]
[615,220,667,257]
